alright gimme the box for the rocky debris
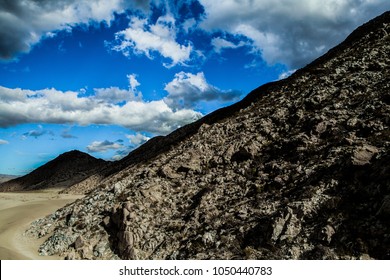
[26,12,390,260]
[352,144,379,165]
[61,174,106,195]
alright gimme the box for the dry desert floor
[0,190,83,260]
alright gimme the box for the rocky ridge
[0,150,108,192]
[26,12,390,260]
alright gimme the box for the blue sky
[0,0,389,175]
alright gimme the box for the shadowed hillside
[0,150,108,192]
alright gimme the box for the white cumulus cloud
[94,74,143,104]
[94,87,139,104]
[211,37,244,53]
[199,0,390,68]
[111,133,151,161]
[111,14,193,67]
[164,72,242,109]
[87,140,123,153]
[126,133,150,147]
[128,74,141,92]
[0,139,9,145]
[0,76,203,134]
[0,0,145,60]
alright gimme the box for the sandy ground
[0,190,83,260]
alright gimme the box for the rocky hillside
[0,150,108,192]
[26,12,389,260]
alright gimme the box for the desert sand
[0,190,83,260]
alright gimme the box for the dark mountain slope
[27,12,389,260]
[118,10,389,167]
[65,11,390,195]
[0,150,108,192]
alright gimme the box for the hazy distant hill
[0,174,18,184]
[26,12,390,260]
[0,150,109,192]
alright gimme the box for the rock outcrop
[0,150,108,192]
[26,12,390,260]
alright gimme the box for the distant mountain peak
[0,150,108,192]
[54,150,102,162]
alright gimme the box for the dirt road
[0,190,82,260]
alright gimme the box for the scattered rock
[352,144,379,165]
[74,236,85,249]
